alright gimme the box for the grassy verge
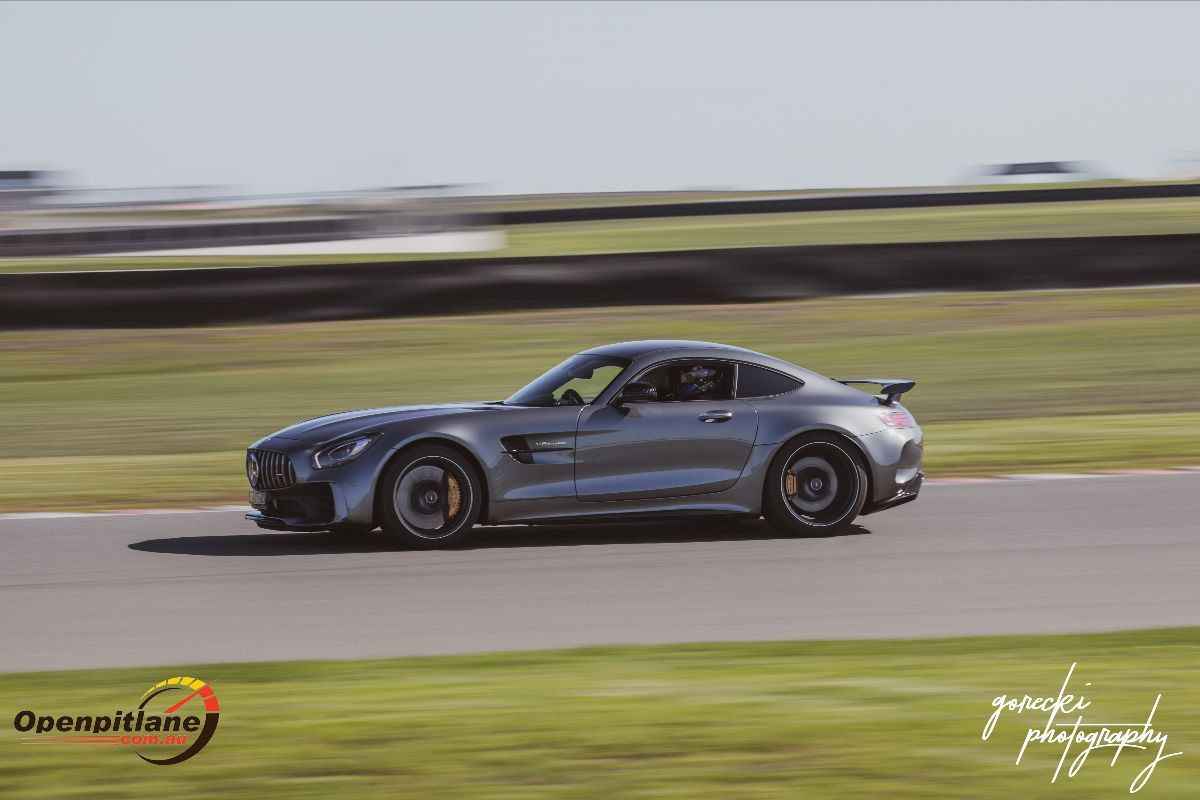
[1,630,1198,798]
[0,286,1197,511]
[4,197,1200,273]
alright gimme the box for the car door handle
[697,410,734,423]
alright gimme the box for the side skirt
[500,510,760,526]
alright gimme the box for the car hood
[266,402,505,444]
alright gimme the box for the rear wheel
[763,434,868,535]
[378,446,482,549]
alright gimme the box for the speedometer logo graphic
[136,676,220,765]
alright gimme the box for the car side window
[638,361,734,401]
[555,363,627,403]
[735,364,803,398]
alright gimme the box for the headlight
[311,435,379,469]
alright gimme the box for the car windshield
[505,355,630,407]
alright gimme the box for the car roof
[580,340,762,360]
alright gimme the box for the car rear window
[736,364,802,398]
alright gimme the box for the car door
[574,361,759,501]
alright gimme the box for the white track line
[0,505,247,521]
[1000,473,1109,481]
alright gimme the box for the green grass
[501,196,1200,256]
[1,630,1198,798]
[4,196,1200,273]
[0,285,1197,511]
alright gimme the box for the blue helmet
[676,365,724,398]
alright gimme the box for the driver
[674,365,724,400]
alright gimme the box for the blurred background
[0,0,1197,510]
[1,2,1198,797]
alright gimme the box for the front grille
[249,449,297,490]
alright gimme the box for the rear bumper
[861,470,923,515]
[857,425,923,508]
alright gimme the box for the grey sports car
[245,340,923,548]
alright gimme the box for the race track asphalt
[1,474,1197,673]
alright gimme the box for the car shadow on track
[128,519,874,557]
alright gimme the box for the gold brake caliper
[785,471,798,499]
[446,474,462,519]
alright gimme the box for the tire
[763,434,869,536]
[378,445,483,549]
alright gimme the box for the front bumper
[247,480,339,525]
[245,437,384,531]
[245,510,341,532]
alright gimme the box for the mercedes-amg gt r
[245,340,923,548]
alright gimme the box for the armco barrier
[2,233,1198,328]
[0,217,355,257]
[496,182,1200,225]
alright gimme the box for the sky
[2,1,1198,195]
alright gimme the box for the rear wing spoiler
[837,378,915,406]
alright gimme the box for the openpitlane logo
[13,675,220,765]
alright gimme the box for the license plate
[249,490,270,509]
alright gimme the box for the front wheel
[378,446,482,549]
[763,434,868,536]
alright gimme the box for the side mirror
[616,381,658,404]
